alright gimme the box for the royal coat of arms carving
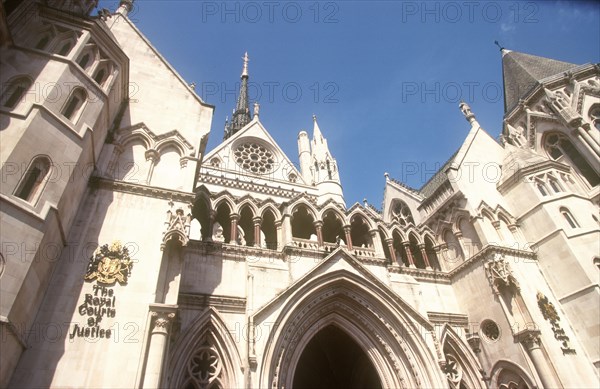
[85,241,133,285]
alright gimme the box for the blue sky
[98,0,599,208]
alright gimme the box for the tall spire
[224,52,251,140]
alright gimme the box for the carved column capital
[466,333,481,354]
[516,329,541,351]
[150,311,176,335]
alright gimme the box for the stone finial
[253,102,260,117]
[459,101,476,125]
[117,0,134,16]
[242,52,249,77]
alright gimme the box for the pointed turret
[501,49,579,113]
[309,115,344,205]
[224,52,251,140]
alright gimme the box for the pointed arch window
[560,207,579,229]
[544,132,599,187]
[35,35,51,50]
[536,181,548,196]
[548,176,562,193]
[61,87,87,121]
[2,76,32,109]
[14,156,52,203]
[57,41,73,56]
[78,53,91,69]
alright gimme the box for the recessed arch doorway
[292,324,382,389]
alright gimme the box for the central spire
[224,52,251,140]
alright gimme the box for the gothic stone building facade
[1,1,599,388]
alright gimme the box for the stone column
[370,229,384,256]
[402,242,415,267]
[466,333,489,389]
[144,150,160,185]
[206,210,216,242]
[230,213,239,245]
[275,220,283,250]
[253,216,262,247]
[517,330,561,388]
[419,243,432,269]
[142,306,177,388]
[491,220,503,245]
[455,231,468,258]
[385,238,397,265]
[313,221,324,247]
[576,127,600,156]
[343,225,353,250]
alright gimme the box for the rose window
[392,201,415,226]
[480,319,500,342]
[233,142,276,175]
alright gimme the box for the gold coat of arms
[85,241,133,285]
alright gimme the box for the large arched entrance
[292,325,381,389]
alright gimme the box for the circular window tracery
[392,201,415,226]
[233,142,276,175]
[480,319,500,342]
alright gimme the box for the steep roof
[501,49,579,113]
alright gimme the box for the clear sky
[98,0,599,208]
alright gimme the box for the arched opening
[238,206,255,246]
[409,233,425,269]
[192,194,211,241]
[291,205,316,240]
[458,217,481,259]
[292,325,381,389]
[2,76,32,109]
[261,209,278,249]
[496,368,530,389]
[424,236,440,270]
[442,229,463,267]
[214,203,232,243]
[392,231,408,266]
[322,210,344,244]
[61,87,87,121]
[498,215,516,246]
[379,228,392,264]
[560,207,580,229]
[350,215,372,248]
[14,156,52,203]
[544,132,599,187]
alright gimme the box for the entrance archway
[292,325,381,389]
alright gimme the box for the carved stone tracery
[484,253,519,294]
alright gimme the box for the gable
[252,247,432,329]
[202,118,307,185]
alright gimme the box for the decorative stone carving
[84,241,133,285]
[444,354,463,388]
[544,88,583,128]
[536,292,576,354]
[163,200,192,247]
[484,253,519,294]
[150,311,176,335]
[212,222,224,242]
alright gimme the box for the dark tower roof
[224,52,251,140]
[501,49,580,113]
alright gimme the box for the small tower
[310,115,344,205]
[224,52,251,140]
[298,130,312,183]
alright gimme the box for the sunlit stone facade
[1,1,598,388]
